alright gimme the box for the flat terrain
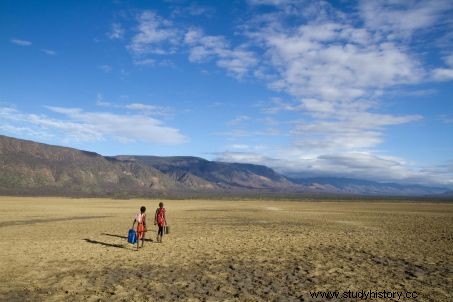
[0,197,451,301]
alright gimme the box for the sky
[1,0,452,186]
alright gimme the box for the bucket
[165,225,170,234]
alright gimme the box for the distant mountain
[289,177,448,196]
[0,135,450,198]
[116,156,295,191]
[0,135,180,197]
[0,135,297,197]
[436,190,453,198]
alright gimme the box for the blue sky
[1,0,452,186]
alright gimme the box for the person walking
[132,206,147,250]
[154,202,167,243]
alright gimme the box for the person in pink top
[132,206,147,250]
[154,202,167,243]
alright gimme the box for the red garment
[157,208,166,226]
[136,222,145,240]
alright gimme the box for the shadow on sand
[84,238,125,249]
[102,233,154,242]
[0,216,111,228]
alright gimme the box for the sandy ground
[0,197,451,301]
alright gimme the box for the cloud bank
[0,106,187,145]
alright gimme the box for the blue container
[127,229,137,244]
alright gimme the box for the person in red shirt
[154,202,167,243]
[132,206,147,250]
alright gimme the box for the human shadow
[84,238,125,249]
[0,216,111,228]
[102,233,154,242]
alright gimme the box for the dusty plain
[0,197,451,301]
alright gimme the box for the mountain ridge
[0,135,450,198]
[289,176,448,196]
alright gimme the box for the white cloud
[226,144,251,150]
[94,93,171,116]
[257,23,422,101]
[215,151,268,165]
[0,105,187,145]
[214,128,282,137]
[420,161,453,181]
[433,68,453,81]
[41,49,56,55]
[125,103,156,111]
[49,106,187,144]
[233,3,430,168]
[172,4,216,17]
[124,103,172,116]
[247,0,297,6]
[1,107,102,142]
[0,124,53,139]
[257,97,422,155]
[227,115,251,126]
[215,150,453,185]
[128,11,180,55]
[260,97,300,114]
[11,38,32,46]
[184,28,257,78]
[108,23,125,39]
[95,93,114,107]
[432,54,453,81]
[359,0,453,38]
[120,11,255,77]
